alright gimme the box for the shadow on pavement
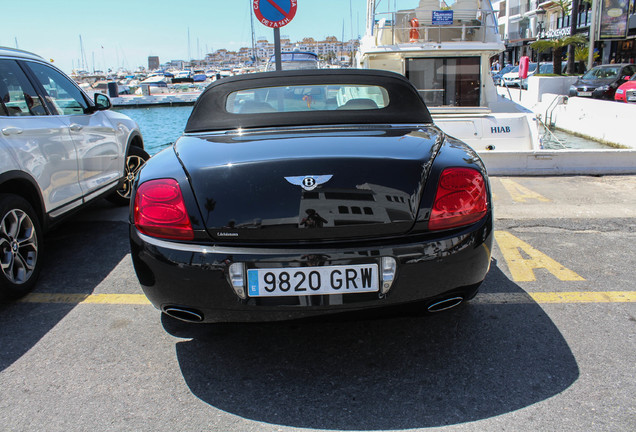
[172,260,579,429]
[0,214,130,372]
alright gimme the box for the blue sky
[2,0,393,73]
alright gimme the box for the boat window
[406,57,480,107]
[225,84,390,114]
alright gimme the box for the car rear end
[128,69,493,323]
[129,128,493,323]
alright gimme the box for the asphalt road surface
[1,176,634,432]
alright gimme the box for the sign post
[253,0,297,71]
[274,28,282,71]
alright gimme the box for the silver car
[0,47,148,299]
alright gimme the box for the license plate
[578,91,592,96]
[247,264,379,297]
[628,95,636,101]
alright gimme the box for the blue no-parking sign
[253,0,297,28]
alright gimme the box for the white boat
[137,74,170,94]
[265,51,320,72]
[356,0,636,175]
[172,70,194,83]
[357,0,540,154]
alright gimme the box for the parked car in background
[129,69,493,325]
[501,63,538,87]
[614,73,636,102]
[535,62,568,76]
[492,64,515,86]
[0,47,148,299]
[569,64,636,99]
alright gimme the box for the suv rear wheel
[108,146,149,206]
[0,194,42,299]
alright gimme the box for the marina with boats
[71,0,635,175]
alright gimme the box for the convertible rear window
[185,70,433,132]
[225,84,389,114]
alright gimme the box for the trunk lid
[175,127,442,243]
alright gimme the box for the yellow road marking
[473,291,636,304]
[17,291,635,305]
[499,178,551,203]
[529,291,635,303]
[21,293,151,305]
[494,231,585,282]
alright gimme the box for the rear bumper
[130,213,493,323]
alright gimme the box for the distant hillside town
[159,35,360,71]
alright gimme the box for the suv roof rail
[0,46,45,60]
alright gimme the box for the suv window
[0,59,47,117]
[27,61,89,115]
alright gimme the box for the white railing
[372,9,500,45]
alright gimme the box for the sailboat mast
[366,0,376,36]
[187,27,191,61]
[79,35,87,71]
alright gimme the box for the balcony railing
[371,8,500,45]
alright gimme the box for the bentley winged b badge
[284,175,333,191]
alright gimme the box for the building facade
[147,56,160,70]
[493,0,636,67]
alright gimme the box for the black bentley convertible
[129,69,493,323]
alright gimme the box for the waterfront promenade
[497,84,636,149]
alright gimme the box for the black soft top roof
[184,69,433,133]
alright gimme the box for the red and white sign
[253,0,297,28]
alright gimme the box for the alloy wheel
[117,153,146,199]
[0,208,38,284]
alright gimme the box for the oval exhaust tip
[427,296,464,313]
[164,306,204,322]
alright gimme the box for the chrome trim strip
[49,199,83,218]
[82,179,119,203]
[49,179,119,218]
[184,123,435,137]
[137,231,339,255]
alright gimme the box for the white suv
[0,47,148,299]
[501,62,538,88]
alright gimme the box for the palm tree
[531,34,587,75]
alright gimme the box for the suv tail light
[428,168,488,231]
[134,179,194,240]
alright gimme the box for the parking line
[18,291,636,305]
[494,231,585,282]
[20,293,151,305]
[499,178,551,203]
[529,291,636,303]
[474,291,636,304]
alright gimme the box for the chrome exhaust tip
[163,306,204,322]
[427,296,464,313]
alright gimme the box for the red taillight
[428,168,488,231]
[134,179,194,240]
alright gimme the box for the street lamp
[535,9,546,39]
